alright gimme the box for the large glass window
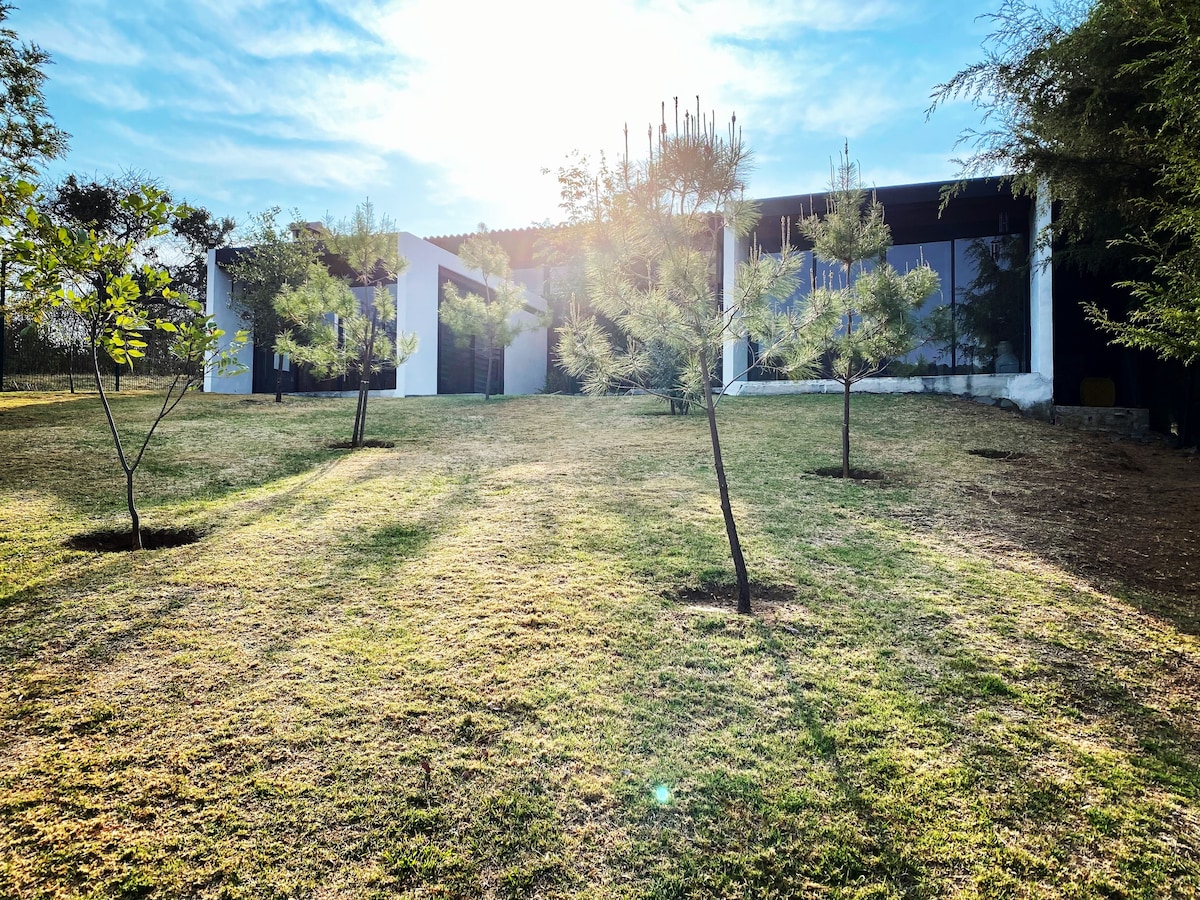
[949,235,1030,374]
[751,233,1029,379]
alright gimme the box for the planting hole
[969,448,1030,461]
[810,466,886,481]
[66,527,204,553]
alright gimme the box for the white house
[204,230,549,398]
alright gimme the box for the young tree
[556,99,808,614]
[439,225,548,400]
[793,148,940,479]
[224,207,322,402]
[322,198,417,447]
[11,181,245,550]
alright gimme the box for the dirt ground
[955,422,1200,632]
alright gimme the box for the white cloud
[25,14,146,66]
[26,0,979,231]
[55,72,150,112]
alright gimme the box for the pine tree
[439,226,547,400]
[323,199,417,446]
[557,98,807,614]
[793,146,940,479]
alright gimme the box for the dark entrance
[437,267,504,395]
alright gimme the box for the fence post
[114,362,120,392]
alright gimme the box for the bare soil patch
[670,582,798,608]
[954,431,1200,628]
[327,439,396,449]
[969,448,1031,460]
[811,466,887,481]
[65,526,205,552]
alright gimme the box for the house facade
[203,230,549,397]
[203,178,1191,439]
[721,178,1054,414]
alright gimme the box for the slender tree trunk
[842,371,852,479]
[352,306,379,448]
[351,386,366,446]
[484,346,495,401]
[91,337,141,550]
[355,380,370,445]
[275,353,284,403]
[126,469,142,551]
[699,346,751,614]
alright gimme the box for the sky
[14,0,1018,240]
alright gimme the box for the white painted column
[1029,190,1054,384]
[204,249,253,393]
[721,223,747,387]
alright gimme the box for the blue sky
[15,0,1016,239]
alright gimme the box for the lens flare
[654,784,671,804]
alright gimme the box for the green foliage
[318,198,417,446]
[1085,4,1200,366]
[932,0,1200,364]
[790,147,939,477]
[224,206,322,347]
[929,0,1149,258]
[0,1,68,177]
[280,276,417,386]
[791,152,939,386]
[6,179,246,548]
[324,197,404,288]
[555,108,804,408]
[439,225,547,400]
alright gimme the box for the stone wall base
[1053,405,1149,438]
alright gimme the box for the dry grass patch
[0,390,1197,898]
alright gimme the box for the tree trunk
[484,347,495,401]
[699,346,751,614]
[842,370,852,479]
[90,338,141,551]
[275,353,284,403]
[351,385,365,446]
[352,306,379,448]
[127,469,142,551]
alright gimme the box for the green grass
[0,390,1197,898]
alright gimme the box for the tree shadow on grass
[342,522,437,570]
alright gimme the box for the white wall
[1030,190,1054,387]
[395,232,548,397]
[722,225,749,386]
[203,249,253,393]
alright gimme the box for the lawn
[1,390,1197,899]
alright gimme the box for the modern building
[204,229,550,398]
[203,177,1194,443]
[722,178,1053,413]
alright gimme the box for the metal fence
[1,308,184,393]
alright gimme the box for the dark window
[437,267,504,395]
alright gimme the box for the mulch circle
[671,582,798,608]
[327,439,396,450]
[810,466,886,481]
[66,527,204,553]
[969,448,1031,460]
